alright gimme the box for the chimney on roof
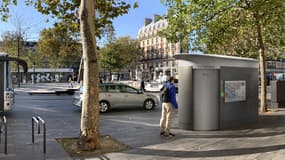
[154,14,161,22]
[144,18,152,26]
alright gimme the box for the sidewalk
[2,83,285,159]
[102,109,285,160]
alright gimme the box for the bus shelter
[0,53,27,112]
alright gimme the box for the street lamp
[103,61,106,82]
[17,33,21,87]
[32,49,36,84]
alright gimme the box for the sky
[0,0,167,42]
[113,0,166,38]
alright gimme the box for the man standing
[160,76,178,137]
[140,79,145,92]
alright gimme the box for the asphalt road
[0,86,165,159]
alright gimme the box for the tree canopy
[1,0,138,38]
[24,0,137,37]
[36,26,82,68]
[161,0,285,58]
[0,31,21,56]
[99,36,141,78]
[0,31,27,70]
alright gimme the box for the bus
[13,68,74,83]
[0,52,27,112]
[26,68,74,83]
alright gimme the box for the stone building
[136,15,181,81]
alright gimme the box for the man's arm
[160,84,166,92]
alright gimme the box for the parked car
[72,83,159,113]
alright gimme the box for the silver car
[72,83,159,113]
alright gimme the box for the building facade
[136,16,181,81]
[266,60,285,80]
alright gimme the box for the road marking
[106,119,159,127]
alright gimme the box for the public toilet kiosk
[174,54,259,130]
[0,52,27,112]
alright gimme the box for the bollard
[32,116,39,144]
[0,116,7,154]
[4,116,7,155]
[37,116,46,153]
[32,116,46,153]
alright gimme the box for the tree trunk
[254,12,267,113]
[259,46,267,112]
[79,0,100,150]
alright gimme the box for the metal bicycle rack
[32,116,46,153]
[0,115,7,154]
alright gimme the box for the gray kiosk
[174,54,259,130]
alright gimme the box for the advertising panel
[224,80,246,103]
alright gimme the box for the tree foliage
[1,0,138,37]
[0,31,20,56]
[0,0,17,21]
[0,31,25,70]
[36,26,81,68]
[117,37,141,70]
[161,0,285,112]
[161,0,284,57]
[23,0,137,37]
[1,0,136,34]
[99,36,141,78]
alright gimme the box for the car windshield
[121,85,138,93]
[78,84,139,94]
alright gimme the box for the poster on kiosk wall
[224,80,246,103]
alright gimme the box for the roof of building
[137,19,168,36]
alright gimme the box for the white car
[72,83,159,113]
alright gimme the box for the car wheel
[99,101,110,113]
[144,99,155,110]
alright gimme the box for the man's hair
[168,76,174,82]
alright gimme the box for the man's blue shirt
[166,82,178,109]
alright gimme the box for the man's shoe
[160,131,165,136]
[164,132,175,137]
[169,132,175,136]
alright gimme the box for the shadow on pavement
[131,144,285,158]
[173,112,285,139]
